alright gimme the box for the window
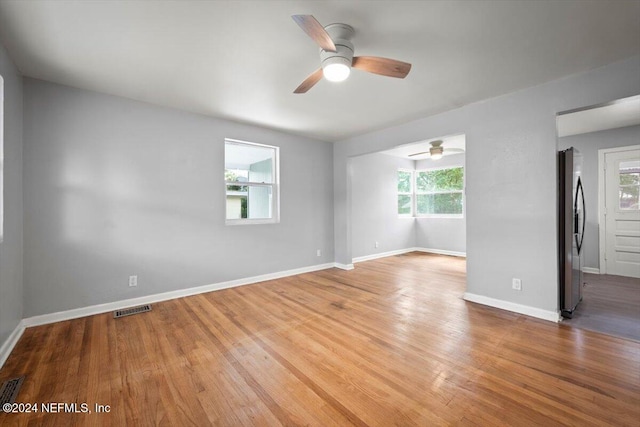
[397,167,464,217]
[225,139,279,224]
[397,170,413,216]
[619,160,639,211]
[415,167,464,217]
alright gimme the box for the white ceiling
[557,95,640,137]
[0,1,638,142]
[381,134,466,160]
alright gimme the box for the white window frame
[224,138,280,225]
[397,168,414,218]
[414,165,465,219]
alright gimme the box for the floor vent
[0,376,25,410]
[114,304,152,319]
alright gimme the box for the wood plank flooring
[1,253,638,426]
[566,273,640,342]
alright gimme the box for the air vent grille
[0,376,25,410]
[114,304,152,319]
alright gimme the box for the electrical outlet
[375,241,379,248]
[129,275,138,287]
[316,249,322,257]
[512,278,522,291]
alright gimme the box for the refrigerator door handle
[574,177,585,254]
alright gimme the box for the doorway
[557,95,640,342]
[599,146,640,278]
[349,134,467,262]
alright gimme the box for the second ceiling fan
[409,140,465,160]
[292,15,412,93]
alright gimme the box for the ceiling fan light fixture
[322,57,351,82]
[429,146,444,160]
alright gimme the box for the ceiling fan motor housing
[429,140,444,158]
[320,23,355,71]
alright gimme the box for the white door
[604,148,640,278]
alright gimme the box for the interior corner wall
[334,55,640,314]
[415,153,466,254]
[558,124,640,270]
[350,152,415,258]
[0,43,24,348]
[22,78,334,318]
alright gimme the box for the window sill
[226,218,279,226]
[416,214,464,219]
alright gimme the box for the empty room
[0,1,639,426]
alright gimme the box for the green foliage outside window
[226,170,248,218]
[397,171,412,193]
[240,197,247,218]
[619,171,639,210]
[397,171,413,215]
[416,167,464,215]
[417,193,463,214]
[397,167,464,216]
[225,170,247,192]
[398,195,412,215]
[416,168,463,192]
[620,172,639,186]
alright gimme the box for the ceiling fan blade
[409,151,430,157]
[292,15,337,52]
[352,56,412,79]
[444,148,465,154]
[294,68,324,94]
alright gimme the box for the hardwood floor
[565,273,640,342]
[1,253,638,426]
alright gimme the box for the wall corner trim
[463,292,561,322]
[21,262,337,328]
[0,320,26,369]
[334,263,355,270]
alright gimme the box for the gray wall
[415,153,466,253]
[0,43,23,347]
[559,125,640,270]
[335,55,640,313]
[350,152,415,258]
[23,78,334,317]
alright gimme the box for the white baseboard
[0,320,25,369]
[353,248,415,263]
[23,262,336,328]
[352,247,466,264]
[582,267,600,274]
[415,247,466,257]
[463,292,561,323]
[334,263,354,270]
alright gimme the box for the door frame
[598,144,640,274]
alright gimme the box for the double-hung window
[224,139,279,225]
[415,167,464,217]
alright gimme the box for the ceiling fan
[409,140,465,160]
[291,15,412,93]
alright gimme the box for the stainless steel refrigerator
[559,147,585,318]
